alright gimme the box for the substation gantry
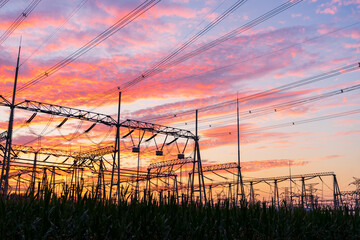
[0,97,207,203]
[187,171,342,208]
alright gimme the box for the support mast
[236,95,245,203]
[1,39,21,197]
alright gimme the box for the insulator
[26,113,37,123]
[122,130,134,138]
[57,118,68,128]
[84,123,96,133]
[178,154,185,159]
[145,134,157,142]
[156,150,163,156]
[166,138,178,146]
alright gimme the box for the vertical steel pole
[52,166,56,196]
[236,95,245,203]
[117,91,121,203]
[109,90,121,202]
[31,152,38,197]
[196,110,200,203]
[289,160,293,206]
[2,41,21,197]
[301,177,306,207]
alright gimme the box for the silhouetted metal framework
[244,172,335,184]
[188,171,342,207]
[0,96,9,106]
[246,172,343,207]
[0,142,115,198]
[202,162,238,172]
[12,99,117,125]
[0,98,196,139]
[148,157,193,170]
[189,110,206,204]
[0,131,7,142]
[0,97,203,201]
[341,190,359,196]
[5,156,83,197]
[120,119,195,139]
[9,144,114,159]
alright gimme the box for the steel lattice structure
[202,162,238,172]
[0,96,206,203]
[0,131,7,142]
[0,98,196,139]
[148,157,193,170]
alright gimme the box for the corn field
[0,191,359,239]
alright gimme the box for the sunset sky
[0,0,359,199]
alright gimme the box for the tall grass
[0,191,359,239]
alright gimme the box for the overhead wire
[85,125,114,146]
[169,82,360,129]
[2,0,358,178]
[205,108,360,137]
[0,0,42,45]
[142,62,360,123]
[81,0,303,115]
[84,0,250,109]
[118,0,304,92]
[7,0,161,96]
[139,21,360,96]
[121,0,248,88]
[20,0,88,66]
[88,0,304,110]
[0,0,10,9]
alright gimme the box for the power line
[85,0,304,110]
[174,82,360,128]
[205,108,360,137]
[20,0,88,66]
[7,0,161,96]
[0,0,10,9]
[142,62,360,123]
[120,0,304,92]
[140,21,360,97]
[0,0,42,45]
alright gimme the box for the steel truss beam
[8,144,114,159]
[148,157,193,170]
[202,162,238,172]
[188,172,336,189]
[245,171,335,184]
[1,98,196,199]
[13,99,117,126]
[119,119,195,139]
[0,98,195,139]
[120,172,177,183]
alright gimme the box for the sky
[0,0,359,201]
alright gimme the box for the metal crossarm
[245,172,335,184]
[15,100,117,126]
[11,145,74,157]
[194,172,337,189]
[120,119,195,139]
[202,162,238,172]
[148,157,193,170]
[82,146,114,158]
[10,144,115,159]
[7,100,195,138]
